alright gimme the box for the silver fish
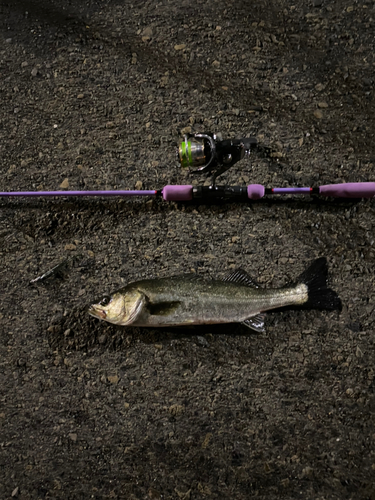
[88,258,340,332]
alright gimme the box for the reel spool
[177,132,257,184]
[178,133,216,170]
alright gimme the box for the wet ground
[1,0,375,498]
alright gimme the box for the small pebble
[64,243,76,251]
[314,109,324,119]
[142,26,153,37]
[108,375,119,384]
[169,404,185,416]
[60,178,69,189]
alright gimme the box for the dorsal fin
[221,268,260,288]
[242,313,266,332]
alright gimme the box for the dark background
[0,0,374,498]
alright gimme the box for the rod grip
[162,185,193,201]
[247,184,265,199]
[319,182,375,198]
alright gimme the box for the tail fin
[297,257,341,311]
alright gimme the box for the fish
[88,257,341,332]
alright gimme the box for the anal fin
[242,313,266,333]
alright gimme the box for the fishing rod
[1,183,374,201]
[1,132,374,201]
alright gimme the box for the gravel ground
[1,1,375,499]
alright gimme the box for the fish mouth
[88,305,107,320]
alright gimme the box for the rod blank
[0,190,158,198]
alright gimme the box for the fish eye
[99,295,112,306]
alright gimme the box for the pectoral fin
[242,313,266,332]
[147,301,181,316]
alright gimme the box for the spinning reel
[177,132,258,184]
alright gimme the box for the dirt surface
[1,0,375,498]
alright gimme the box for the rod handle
[162,184,266,201]
[319,182,375,198]
[247,184,265,199]
[162,185,193,201]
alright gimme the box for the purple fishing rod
[0,183,374,202]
